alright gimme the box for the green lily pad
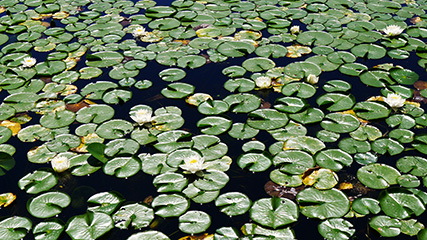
[0,216,32,240]
[318,218,355,240]
[127,231,170,240]
[194,170,229,191]
[65,211,113,240]
[40,110,75,129]
[197,116,232,135]
[357,163,401,189]
[27,191,71,218]
[297,188,350,220]
[178,211,211,234]
[33,220,64,240]
[396,156,427,177]
[223,93,261,113]
[317,93,355,111]
[242,57,276,72]
[18,170,57,194]
[95,120,133,139]
[158,68,186,82]
[237,153,272,172]
[152,194,190,218]
[0,152,15,176]
[87,191,124,215]
[353,101,391,120]
[228,123,259,139]
[224,78,255,93]
[113,203,154,230]
[297,31,334,46]
[369,215,401,237]
[283,136,325,154]
[161,82,195,99]
[103,156,141,178]
[315,149,353,171]
[247,109,289,130]
[153,172,188,193]
[352,198,381,215]
[371,138,404,156]
[273,150,314,175]
[250,197,298,229]
[379,188,425,219]
[215,192,251,216]
[321,113,360,133]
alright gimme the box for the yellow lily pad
[0,193,16,207]
[0,120,21,136]
[286,45,312,58]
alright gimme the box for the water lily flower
[384,93,405,108]
[132,26,147,38]
[290,25,300,34]
[382,25,404,36]
[21,57,36,68]
[180,155,208,174]
[306,74,319,84]
[51,155,70,173]
[255,76,272,89]
[130,108,152,125]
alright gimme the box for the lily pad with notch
[250,197,298,229]
[297,188,350,219]
[65,211,113,240]
[27,191,71,218]
[87,191,124,215]
[113,203,154,230]
[357,163,400,189]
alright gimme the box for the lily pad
[357,163,401,189]
[65,211,113,240]
[27,191,71,218]
[297,188,350,220]
[250,197,299,229]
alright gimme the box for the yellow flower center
[189,159,198,164]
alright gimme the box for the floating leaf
[27,191,71,218]
[297,188,350,220]
[379,188,425,219]
[152,194,190,218]
[250,197,298,229]
[178,211,211,234]
[0,216,32,240]
[65,211,113,240]
[369,215,401,237]
[18,170,57,194]
[113,203,154,230]
[357,163,400,189]
[318,218,355,240]
[33,220,64,240]
[215,192,251,216]
[87,191,124,215]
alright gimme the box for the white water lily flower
[131,108,152,125]
[382,25,404,36]
[132,26,147,37]
[51,155,70,173]
[290,25,300,34]
[384,93,405,108]
[180,155,208,174]
[306,74,319,84]
[255,76,272,89]
[21,57,36,68]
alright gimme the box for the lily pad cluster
[1,0,427,239]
